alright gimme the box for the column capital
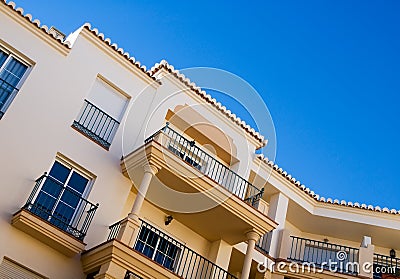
[245,230,260,242]
[143,164,159,175]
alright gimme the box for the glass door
[32,161,90,232]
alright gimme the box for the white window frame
[31,156,95,230]
[0,45,32,115]
[135,225,182,271]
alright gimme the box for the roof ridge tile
[149,60,267,147]
[256,154,400,216]
[2,1,71,48]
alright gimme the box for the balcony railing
[373,253,400,279]
[108,219,237,279]
[108,220,122,241]
[145,123,264,207]
[72,99,120,149]
[256,232,271,255]
[288,236,359,275]
[125,271,143,279]
[23,173,98,240]
[0,77,19,118]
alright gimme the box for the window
[72,77,128,149]
[26,160,96,239]
[0,48,29,118]
[0,257,47,279]
[167,142,205,171]
[134,226,181,271]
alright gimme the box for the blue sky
[15,1,400,209]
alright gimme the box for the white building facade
[0,2,399,279]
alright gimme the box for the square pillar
[359,236,374,278]
[267,193,289,258]
[255,269,272,279]
[208,239,233,271]
[116,216,141,247]
[277,229,292,260]
[94,261,126,279]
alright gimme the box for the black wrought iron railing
[108,219,237,279]
[107,220,122,241]
[125,271,143,279]
[0,77,19,118]
[145,123,264,207]
[256,232,271,255]
[23,173,98,240]
[373,253,400,279]
[288,236,359,275]
[72,99,120,149]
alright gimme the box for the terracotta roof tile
[150,60,267,148]
[80,23,158,83]
[2,0,71,48]
[1,1,158,83]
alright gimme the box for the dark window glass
[134,226,180,271]
[0,51,28,116]
[68,171,89,194]
[0,50,7,66]
[48,161,70,183]
[0,57,28,87]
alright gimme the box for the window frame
[30,158,95,230]
[0,45,32,117]
[134,225,182,271]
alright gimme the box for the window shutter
[0,258,47,279]
[87,79,128,121]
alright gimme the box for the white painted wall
[0,5,262,278]
[2,3,400,279]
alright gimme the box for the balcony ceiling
[286,201,400,250]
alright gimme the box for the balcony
[255,232,271,256]
[121,124,276,244]
[12,173,98,256]
[0,77,19,118]
[145,124,263,207]
[374,253,400,279]
[288,236,359,276]
[72,99,120,149]
[83,219,237,279]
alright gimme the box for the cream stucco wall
[0,3,262,278]
[2,2,400,279]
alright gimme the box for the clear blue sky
[14,1,400,209]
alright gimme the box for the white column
[267,192,289,258]
[117,164,158,246]
[241,231,260,279]
[128,164,158,220]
